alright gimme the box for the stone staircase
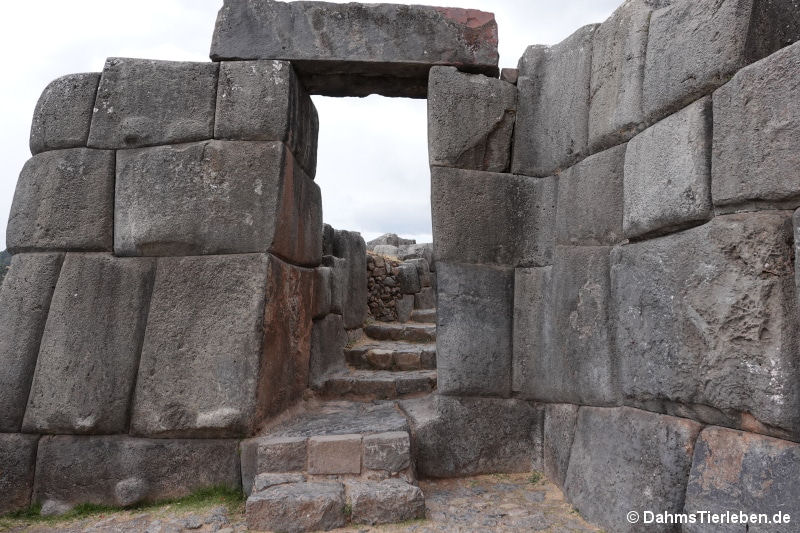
[244,298,437,531]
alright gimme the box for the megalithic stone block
[547,246,619,406]
[87,58,218,149]
[564,407,702,533]
[322,255,347,315]
[436,262,514,397]
[115,140,322,265]
[0,434,39,515]
[683,427,800,533]
[623,96,712,239]
[512,266,553,397]
[22,253,155,435]
[512,24,598,178]
[309,313,347,388]
[588,0,671,152]
[6,148,115,253]
[556,144,626,246]
[427,66,516,172]
[32,435,240,511]
[313,266,332,319]
[612,211,800,439]
[215,60,319,178]
[643,0,800,122]
[431,167,557,267]
[131,253,315,438]
[29,73,100,155]
[0,253,63,432]
[712,41,800,212]
[333,230,367,329]
[543,403,579,490]
[209,0,500,98]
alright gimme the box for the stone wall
[428,0,800,530]
[366,243,436,322]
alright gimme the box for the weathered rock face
[246,481,345,533]
[32,436,240,510]
[432,167,557,267]
[542,246,618,406]
[131,253,314,437]
[683,427,800,533]
[115,140,321,264]
[401,395,543,477]
[309,314,347,387]
[322,255,348,315]
[210,0,499,98]
[333,230,368,329]
[346,479,425,525]
[436,262,513,397]
[512,266,553,397]
[564,407,702,533]
[643,0,800,122]
[542,404,579,490]
[612,212,800,438]
[6,148,114,253]
[623,96,712,239]
[428,66,516,172]
[0,253,63,432]
[23,254,155,435]
[556,144,626,247]
[712,40,800,212]
[366,233,416,250]
[29,73,100,155]
[512,25,598,177]
[88,58,218,149]
[588,0,670,152]
[215,60,319,178]
[0,434,39,515]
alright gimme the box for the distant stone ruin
[2,0,800,531]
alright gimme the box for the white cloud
[0,0,620,249]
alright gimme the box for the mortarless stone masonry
[3,1,800,531]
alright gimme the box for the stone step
[246,478,425,532]
[411,308,436,323]
[346,341,436,370]
[320,369,437,400]
[363,322,436,342]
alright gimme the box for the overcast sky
[0,0,621,249]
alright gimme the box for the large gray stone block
[556,143,626,246]
[536,246,619,406]
[210,1,499,98]
[512,24,598,177]
[623,96,712,239]
[396,262,420,294]
[246,481,345,533]
[612,211,800,438]
[428,66,516,172]
[436,262,513,397]
[87,58,218,149]
[401,394,543,477]
[684,427,800,533]
[512,266,553,397]
[215,60,318,178]
[346,479,425,526]
[309,313,347,388]
[29,73,100,155]
[543,403,579,490]
[321,255,347,315]
[564,407,702,533]
[131,253,315,437]
[0,253,63,432]
[712,41,800,212]
[22,253,155,434]
[333,230,367,329]
[643,0,800,122]
[312,266,331,319]
[432,167,557,267]
[0,434,39,515]
[32,435,240,511]
[115,140,322,265]
[588,0,671,152]
[6,148,114,253]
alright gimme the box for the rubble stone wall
[428,0,800,530]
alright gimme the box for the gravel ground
[1,473,602,533]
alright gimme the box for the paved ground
[1,473,602,532]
